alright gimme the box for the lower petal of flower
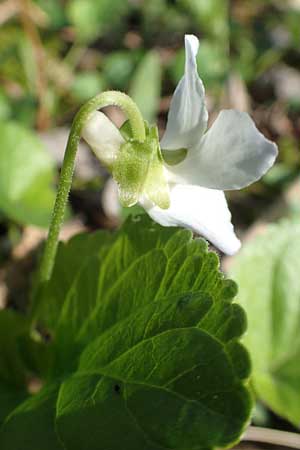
[141,184,241,256]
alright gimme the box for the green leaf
[18,35,38,95]
[67,0,128,42]
[103,51,137,90]
[37,216,178,335]
[56,218,250,448]
[36,229,115,330]
[35,0,67,29]
[0,310,28,386]
[52,220,184,370]
[18,332,55,380]
[230,220,300,426]
[0,383,27,426]
[0,90,12,121]
[70,222,194,349]
[129,51,162,123]
[77,248,168,344]
[14,217,252,449]
[170,39,229,88]
[0,384,64,450]
[178,0,228,39]
[0,122,55,227]
[56,295,251,449]
[0,310,29,424]
[71,72,106,101]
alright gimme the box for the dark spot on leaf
[114,384,121,394]
[177,293,193,309]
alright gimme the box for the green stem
[39,91,145,283]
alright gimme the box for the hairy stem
[39,91,145,283]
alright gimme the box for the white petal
[160,35,208,150]
[82,111,124,168]
[166,110,278,190]
[141,184,241,255]
[102,178,121,220]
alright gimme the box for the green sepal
[143,126,170,209]
[112,139,152,207]
[120,119,149,141]
[113,122,170,209]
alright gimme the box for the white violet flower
[82,34,278,255]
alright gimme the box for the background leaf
[0,122,55,227]
[230,220,300,426]
[129,51,162,123]
[178,0,228,38]
[71,72,106,102]
[67,0,128,42]
[169,39,229,88]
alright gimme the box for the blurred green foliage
[0,122,55,227]
[129,51,162,123]
[0,0,298,129]
[0,0,230,129]
[0,0,299,231]
[231,219,300,427]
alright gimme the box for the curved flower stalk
[39,91,147,283]
[82,35,278,256]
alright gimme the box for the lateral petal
[166,110,278,190]
[160,35,208,151]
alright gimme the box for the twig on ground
[243,426,300,449]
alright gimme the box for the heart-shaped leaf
[1,217,252,449]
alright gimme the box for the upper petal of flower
[160,35,208,151]
[165,110,278,190]
[141,184,241,255]
[82,111,124,168]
